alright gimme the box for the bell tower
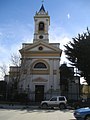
[33,4,50,43]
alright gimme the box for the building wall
[19,56,60,100]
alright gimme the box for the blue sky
[0,0,90,79]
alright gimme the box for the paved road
[0,108,76,120]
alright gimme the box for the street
[0,108,76,120]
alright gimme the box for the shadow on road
[0,105,75,114]
[69,119,76,120]
[19,107,75,114]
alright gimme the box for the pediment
[20,41,61,53]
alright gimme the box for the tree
[11,53,21,66]
[60,63,74,92]
[0,63,8,79]
[64,28,90,85]
[0,81,7,100]
[10,53,21,99]
[60,63,74,82]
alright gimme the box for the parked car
[72,98,90,109]
[40,96,67,109]
[74,107,90,120]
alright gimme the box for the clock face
[38,46,43,50]
[39,35,43,39]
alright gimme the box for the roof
[39,4,46,12]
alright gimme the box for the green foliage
[13,93,28,103]
[60,63,74,85]
[64,28,90,85]
[0,81,7,100]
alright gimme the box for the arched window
[34,62,47,68]
[39,22,44,31]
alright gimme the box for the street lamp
[75,77,79,100]
[75,58,79,100]
[51,85,53,97]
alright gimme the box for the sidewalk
[0,104,39,109]
[0,103,73,110]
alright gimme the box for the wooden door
[35,85,44,102]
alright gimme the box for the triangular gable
[20,40,61,53]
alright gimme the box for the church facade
[10,4,62,102]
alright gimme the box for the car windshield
[50,97,57,101]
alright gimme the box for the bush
[13,93,29,103]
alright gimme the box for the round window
[39,35,43,39]
[38,46,43,50]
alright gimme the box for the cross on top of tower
[42,0,44,4]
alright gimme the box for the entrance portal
[35,85,44,102]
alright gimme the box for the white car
[40,96,67,109]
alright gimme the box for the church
[9,4,62,102]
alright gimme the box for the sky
[0,0,90,80]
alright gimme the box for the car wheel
[85,115,90,120]
[59,104,66,110]
[42,103,48,109]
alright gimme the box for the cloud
[0,22,33,78]
[49,23,72,64]
[67,13,70,19]
[50,35,71,64]
[0,45,6,53]
[50,23,71,49]
[0,32,3,36]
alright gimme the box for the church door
[35,85,44,102]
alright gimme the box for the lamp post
[75,78,79,100]
[51,85,53,97]
[27,85,29,95]
[26,85,30,99]
[75,58,80,100]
